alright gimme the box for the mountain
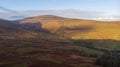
[19,15,120,40]
[20,15,97,32]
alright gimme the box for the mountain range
[1,14,120,40]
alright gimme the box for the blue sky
[0,0,119,21]
[0,0,119,12]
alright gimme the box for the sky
[0,0,120,21]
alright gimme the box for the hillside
[0,19,27,39]
[20,15,120,40]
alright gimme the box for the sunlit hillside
[20,15,120,40]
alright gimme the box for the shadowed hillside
[0,19,63,40]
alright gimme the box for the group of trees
[95,53,120,67]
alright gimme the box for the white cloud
[93,13,120,21]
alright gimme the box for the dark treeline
[73,39,120,67]
[95,53,120,67]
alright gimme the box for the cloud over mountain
[0,6,17,13]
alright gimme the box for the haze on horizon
[0,0,120,21]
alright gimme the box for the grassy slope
[71,22,120,40]
[0,39,101,67]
